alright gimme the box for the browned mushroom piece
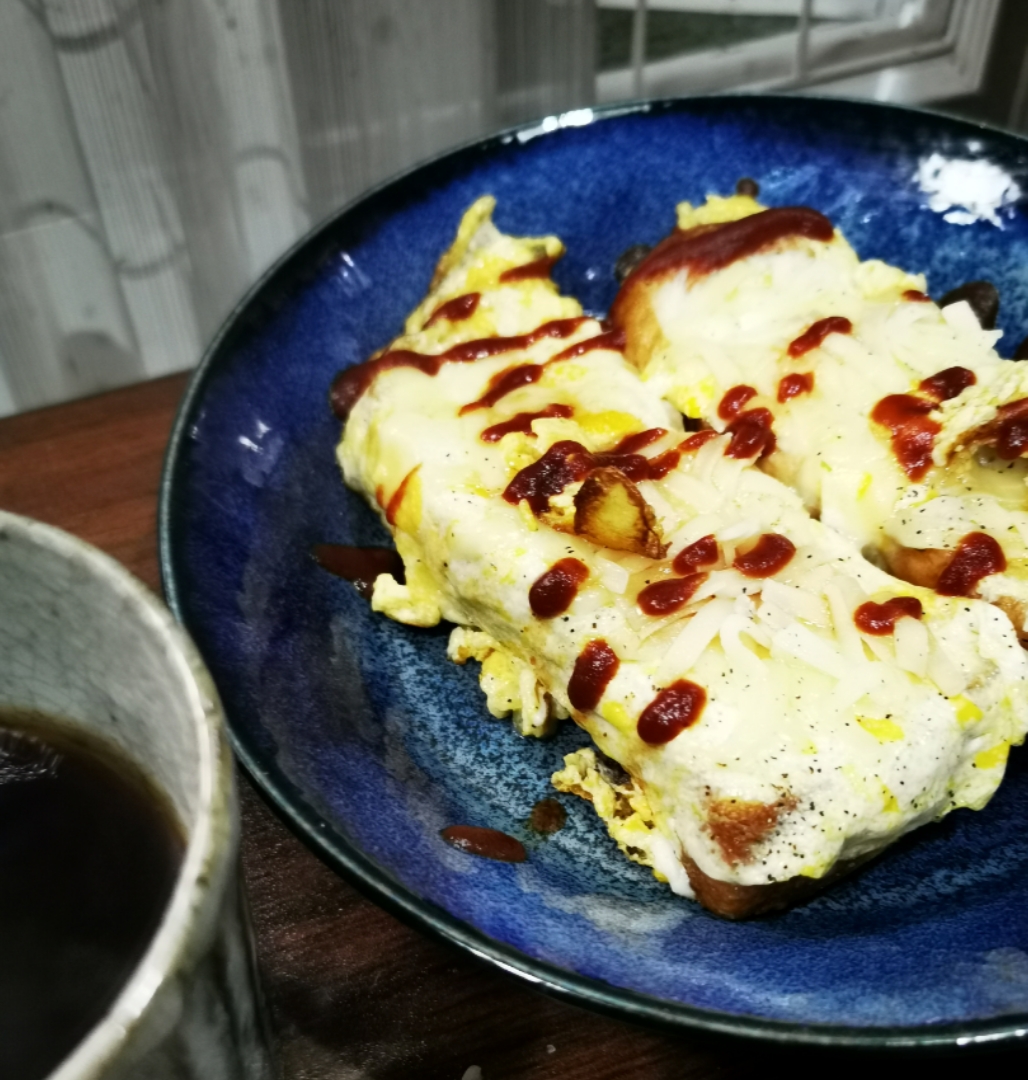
[735,177,760,198]
[938,280,999,330]
[614,243,653,283]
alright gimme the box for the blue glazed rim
[159,94,1028,1050]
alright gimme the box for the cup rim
[0,510,234,1080]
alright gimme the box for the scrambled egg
[337,197,1028,913]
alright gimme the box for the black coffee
[0,711,184,1079]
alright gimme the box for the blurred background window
[0,0,1025,417]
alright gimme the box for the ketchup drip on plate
[499,254,561,283]
[672,534,718,575]
[734,534,795,578]
[787,316,852,358]
[724,408,776,460]
[637,573,708,617]
[935,532,1006,597]
[871,394,940,481]
[440,826,526,863]
[423,291,480,328]
[568,640,620,711]
[718,385,757,420]
[330,317,588,419]
[637,681,707,745]
[919,366,976,402]
[529,558,589,618]
[854,597,923,635]
[311,545,404,599]
[777,372,814,403]
[480,404,573,442]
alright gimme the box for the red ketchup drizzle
[615,207,834,289]
[551,328,626,363]
[903,290,931,302]
[870,394,940,481]
[461,364,542,414]
[637,681,707,745]
[725,408,776,459]
[423,291,480,328]
[777,372,814,403]
[919,366,976,403]
[529,558,589,618]
[499,254,560,283]
[936,532,1006,597]
[718,385,757,420]
[680,429,717,453]
[637,573,708,617]
[854,596,923,635]
[995,398,1028,460]
[787,316,852,359]
[311,544,404,599]
[480,404,573,443]
[567,640,620,711]
[613,428,667,455]
[672,534,719,575]
[734,533,795,578]
[330,317,587,419]
[384,467,419,526]
[641,448,682,480]
[440,826,526,863]
[504,439,685,514]
[504,441,594,514]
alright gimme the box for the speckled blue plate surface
[161,96,1028,1048]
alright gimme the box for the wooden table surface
[1,373,1022,1079]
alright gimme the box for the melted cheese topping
[338,198,1028,897]
[628,193,1028,627]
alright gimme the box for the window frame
[595,0,1001,105]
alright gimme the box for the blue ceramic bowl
[160,96,1028,1048]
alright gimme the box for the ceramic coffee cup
[0,510,274,1080]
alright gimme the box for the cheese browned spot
[706,795,798,867]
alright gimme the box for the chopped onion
[893,615,929,679]
[656,597,734,684]
[595,556,630,595]
[720,614,767,686]
[927,632,967,696]
[772,622,849,680]
[694,432,730,484]
[824,578,866,664]
[762,579,831,628]
[717,519,760,542]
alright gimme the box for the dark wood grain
[0,377,1022,1079]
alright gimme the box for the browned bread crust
[682,851,873,919]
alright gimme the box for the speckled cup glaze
[0,510,273,1080]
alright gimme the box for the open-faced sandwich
[612,190,1028,644]
[330,197,1028,919]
